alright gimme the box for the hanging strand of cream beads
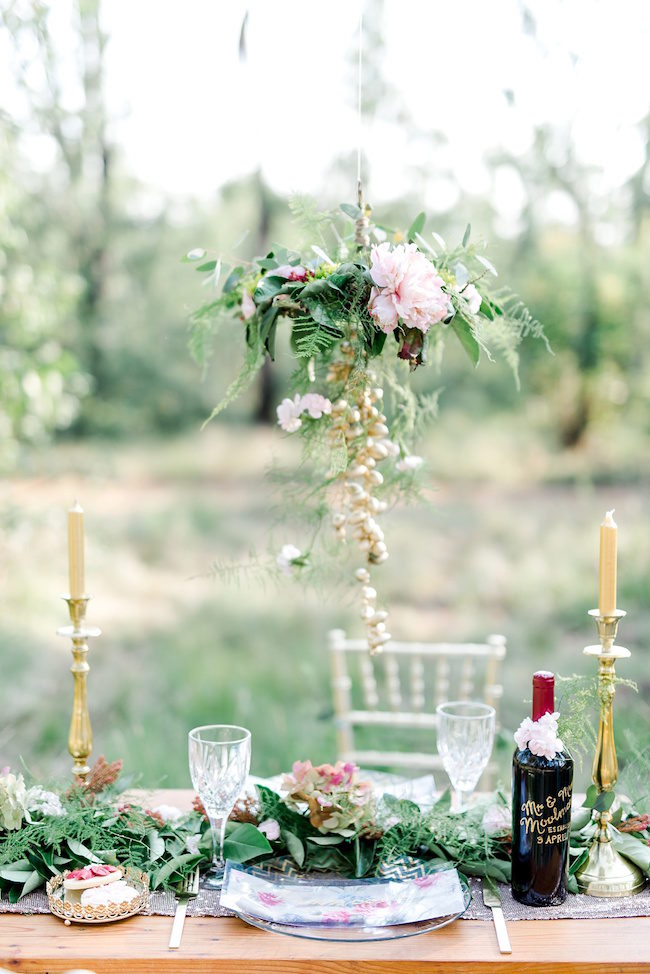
[326,342,392,655]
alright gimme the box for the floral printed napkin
[220,863,467,927]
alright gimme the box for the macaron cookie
[63,863,122,894]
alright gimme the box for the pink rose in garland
[368,242,447,335]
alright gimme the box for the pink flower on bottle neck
[514,712,563,759]
[368,242,447,334]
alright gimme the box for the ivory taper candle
[598,509,617,617]
[68,501,85,599]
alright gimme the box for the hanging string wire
[356,10,363,206]
[354,9,371,248]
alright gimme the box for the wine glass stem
[456,789,472,812]
[209,815,227,871]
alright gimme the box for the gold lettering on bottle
[520,792,572,845]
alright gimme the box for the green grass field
[1,414,648,795]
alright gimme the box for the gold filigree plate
[47,866,149,924]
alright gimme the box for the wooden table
[2,790,649,973]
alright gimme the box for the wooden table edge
[2,913,650,973]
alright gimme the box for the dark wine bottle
[511,671,574,906]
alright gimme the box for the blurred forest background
[0,0,648,791]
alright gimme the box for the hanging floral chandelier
[185,193,543,654]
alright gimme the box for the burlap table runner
[3,879,649,921]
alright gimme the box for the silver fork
[168,867,200,950]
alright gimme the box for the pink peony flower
[276,394,303,433]
[368,242,447,334]
[300,393,332,419]
[241,290,256,320]
[273,264,307,282]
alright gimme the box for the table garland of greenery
[1,768,648,905]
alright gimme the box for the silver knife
[482,878,511,954]
[169,867,200,950]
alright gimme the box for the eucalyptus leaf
[340,203,362,219]
[610,828,650,876]
[147,830,166,863]
[196,260,217,273]
[20,870,43,898]
[152,853,199,890]
[476,254,498,276]
[450,316,480,366]
[0,869,33,882]
[223,823,272,863]
[254,275,286,303]
[67,839,103,863]
[407,212,426,241]
[223,267,245,293]
[462,223,471,247]
[368,329,387,358]
[593,790,616,813]
[353,837,375,878]
[569,848,589,876]
[582,784,599,809]
[570,807,593,832]
[284,831,305,868]
[454,262,469,288]
[307,835,345,846]
[182,248,207,263]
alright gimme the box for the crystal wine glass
[188,724,251,888]
[436,701,495,811]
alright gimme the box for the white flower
[396,455,423,472]
[276,544,302,576]
[482,804,511,835]
[241,290,256,320]
[382,440,400,458]
[152,804,184,824]
[185,834,201,855]
[276,395,303,433]
[514,717,535,751]
[26,787,66,818]
[514,712,563,760]
[300,393,332,419]
[0,772,27,831]
[460,283,482,314]
[258,818,280,841]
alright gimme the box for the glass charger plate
[221,864,471,943]
[233,886,470,942]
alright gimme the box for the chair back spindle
[328,631,506,782]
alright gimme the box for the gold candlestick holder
[575,608,646,897]
[57,596,101,781]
